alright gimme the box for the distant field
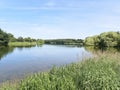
[8,42,36,47]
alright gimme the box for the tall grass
[0,52,120,90]
[0,80,18,90]
[8,42,36,47]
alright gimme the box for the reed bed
[0,52,120,90]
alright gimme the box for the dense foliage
[45,39,83,45]
[0,29,9,46]
[0,29,44,46]
[1,28,120,48]
[84,31,120,47]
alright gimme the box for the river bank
[0,52,120,90]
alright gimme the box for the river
[0,45,91,83]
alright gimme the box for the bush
[77,59,120,90]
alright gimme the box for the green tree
[37,39,44,44]
[84,37,94,46]
[0,29,9,46]
[17,37,24,42]
[117,31,120,47]
[99,32,119,47]
[84,31,120,47]
[24,37,32,42]
[8,33,16,42]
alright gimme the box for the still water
[0,45,91,83]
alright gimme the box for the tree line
[84,31,120,47]
[0,29,9,46]
[0,28,44,46]
[45,39,83,45]
[1,28,120,47]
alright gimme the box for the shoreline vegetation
[0,28,44,47]
[0,52,120,90]
[0,28,120,89]
[1,28,120,47]
[8,42,36,47]
[84,31,120,47]
[44,39,83,46]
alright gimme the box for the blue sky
[0,0,120,39]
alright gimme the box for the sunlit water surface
[0,45,91,83]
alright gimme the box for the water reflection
[0,46,39,60]
[0,46,14,60]
[84,46,120,53]
[16,46,37,51]
[44,44,82,48]
[36,44,43,47]
[0,45,90,83]
[1,45,120,83]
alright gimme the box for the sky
[0,0,120,39]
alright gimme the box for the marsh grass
[0,80,19,90]
[0,52,120,90]
[8,42,36,47]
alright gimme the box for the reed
[0,52,120,90]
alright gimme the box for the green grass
[0,80,18,90]
[8,42,36,47]
[0,53,120,90]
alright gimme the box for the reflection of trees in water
[45,44,82,48]
[37,44,43,47]
[84,46,120,53]
[0,46,14,60]
[0,46,37,60]
[16,46,35,51]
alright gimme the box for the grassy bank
[8,42,36,47]
[0,53,120,90]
